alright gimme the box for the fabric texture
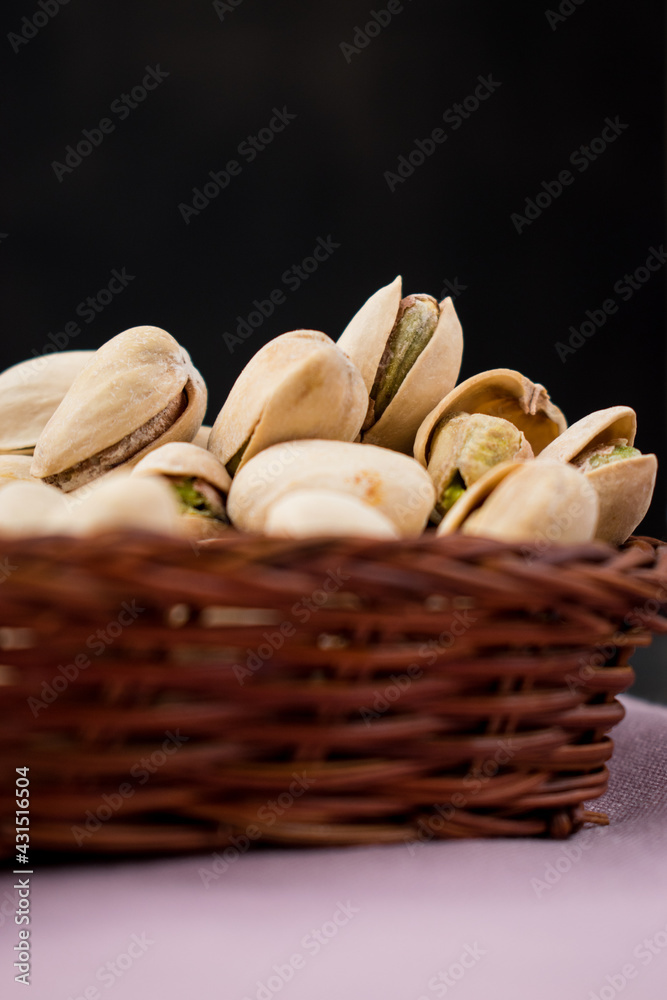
[3,694,667,1000]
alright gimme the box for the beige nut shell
[0,350,95,453]
[31,327,207,480]
[132,442,231,495]
[337,276,463,454]
[0,455,37,490]
[227,439,435,536]
[0,480,72,537]
[415,369,567,464]
[265,488,400,539]
[208,330,368,472]
[537,405,653,545]
[72,473,183,536]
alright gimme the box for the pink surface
[3,694,667,1000]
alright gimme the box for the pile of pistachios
[0,276,657,547]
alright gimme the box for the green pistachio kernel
[588,444,641,469]
[173,478,218,518]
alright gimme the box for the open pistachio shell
[265,488,400,539]
[31,327,207,492]
[537,406,654,544]
[438,459,598,544]
[72,473,183,536]
[0,351,95,454]
[0,480,73,537]
[192,425,212,450]
[227,439,435,536]
[0,455,37,491]
[415,369,567,464]
[208,330,368,476]
[337,276,463,454]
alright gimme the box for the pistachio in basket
[265,488,399,539]
[0,350,95,455]
[31,327,207,492]
[71,472,183,535]
[0,480,72,536]
[415,368,567,468]
[336,276,463,454]
[436,459,599,544]
[418,412,533,523]
[208,330,368,477]
[537,405,657,546]
[227,439,435,535]
[132,441,231,540]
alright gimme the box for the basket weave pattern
[1,532,666,856]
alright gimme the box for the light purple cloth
[3,695,667,1000]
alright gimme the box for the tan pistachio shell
[0,455,37,490]
[227,439,435,536]
[0,480,73,537]
[337,276,463,454]
[192,425,212,450]
[537,406,652,545]
[0,350,95,453]
[415,369,567,464]
[265,488,400,539]
[72,473,183,536]
[436,461,523,535]
[180,513,229,541]
[438,459,598,544]
[31,327,207,490]
[132,442,231,495]
[208,330,368,473]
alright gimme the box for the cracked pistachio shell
[438,459,598,544]
[415,369,566,464]
[72,473,182,536]
[0,480,73,537]
[0,455,37,491]
[265,488,399,539]
[337,276,463,454]
[31,327,207,491]
[537,406,654,545]
[0,350,95,454]
[227,439,435,536]
[208,330,368,475]
[427,412,533,518]
[192,425,212,450]
[132,442,231,495]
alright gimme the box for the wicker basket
[1,531,666,858]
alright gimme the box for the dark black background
[1,0,664,535]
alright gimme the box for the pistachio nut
[192,425,212,450]
[437,459,598,544]
[72,473,183,536]
[0,350,95,455]
[265,488,400,539]
[425,412,533,522]
[208,330,368,477]
[31,327,207,492]
[227,439,436,535]
[0,480,73,537]
[337,276,463,453]
[132,441,231,539]
[415,368,566,464]
[0,455,37,491]
[537,405,657,545]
